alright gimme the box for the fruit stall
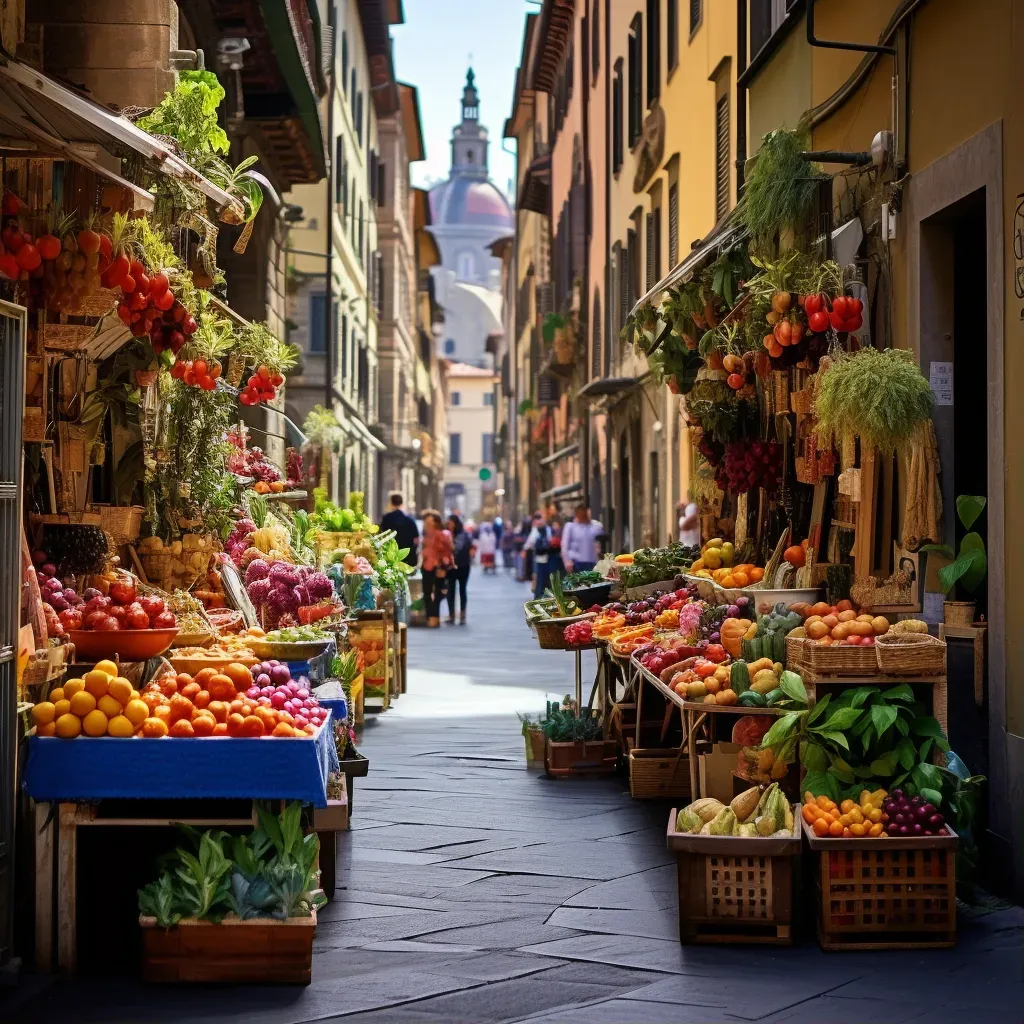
[0,67,418,981]
[518,129,983,949]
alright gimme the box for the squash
[751,669,778,695]
[730,661,750,694]
[720,617,752,659]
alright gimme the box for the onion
[286,680,300,693]
[887,823,900,836]
[912,823,923,834]
[257,696,272,706]
[270,692,286,709]
[256,673,271,688]
[261,686,274,697]
[270,665,291,686]
[296,688,309,700]
[246,686,260,700]
[83,588,102,600]
[41,563,57,578]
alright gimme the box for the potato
[704,694,717,704]
[810,602,831,617]
[822,614,839,630]
[806,620,828,640]
[872,616,890,635]
[805,614,822,626]
[837,609,857,623]
[704,677,721,695]
[831,622,852,640]
[848,620,874,637]
[856,613,875,624]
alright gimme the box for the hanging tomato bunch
[240,365,285,406]
[801,293,864,335]
[170,357,223,391]
[113,259,197,355]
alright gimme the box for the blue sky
[391,0,536,199]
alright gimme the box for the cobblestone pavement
[5,568,1024,1022]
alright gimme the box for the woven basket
[629,747,691,799]
[789,637,879,676]
[87,504,145,546]
[535,612,594,650]
[874,632,946,676]
[790,388,813,414]
[943,601,975,627]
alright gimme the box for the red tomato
[37,234,61,261]
[109,579,137,605]
[149,271,169,297]
[140,595,165,618]
[808,310,830,333]
[127,606,150,630]
[97,615,121,631]
[154,288,175,310]
[58,608,83,631]
[803,293,824,315]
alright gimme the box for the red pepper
[703,643,727,663]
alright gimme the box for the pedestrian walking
[419,510,453,628]
[523,511,556,599]
[379,491,419,565]
[678,495,700,547]
[446,514,473,624]
[477,522,497,573]
[501,525,516,573]
[560,502,604,575]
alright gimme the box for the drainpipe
[580,1,591,510]
[323,4,336,411]
[735,0,746,197]
[806,0,896,55]
[503,136,518,520]
[603,0,612,538]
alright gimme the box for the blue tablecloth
[23,710,335,807]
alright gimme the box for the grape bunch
[721,440,783,494]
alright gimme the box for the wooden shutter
[537,373,561,407]
[645,213,655,292]
[667,0,678,69]
[654,206,662,282]
[668,183,679,267]
[592,292,602,379]
[690,0,702,33]
[715,94,730,220]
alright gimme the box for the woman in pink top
[420,510,453,628]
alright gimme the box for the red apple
[127,605,150,630]
[109,579,137,605]
[152,610,176,629]
[96,615,121,631]
[140,595,165,618]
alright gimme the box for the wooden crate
[628,746,690,800]
[802,818,957,949]
[667,810,800,945]
[544,738,618,778]
[140,913,316,983]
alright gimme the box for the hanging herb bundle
[813,348,935,455]
[740,127,827,254]
[685,379,759,445]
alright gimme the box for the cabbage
[244,558,271,584]
[247,578,271,604]
[269,562,301,588]
[304,572,334,601]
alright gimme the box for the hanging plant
[813,348,935,454]
[740,127,827,254]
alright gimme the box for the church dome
[429,177,513,229]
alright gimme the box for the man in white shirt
[678,499,700,547]
[561,503,604,574]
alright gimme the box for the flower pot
[524,727,546,764]
[943,600,976,627]
[140,911,317,984]
[553,327,575,365]
[544,738,618,778]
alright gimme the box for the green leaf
[801,743,828,772]
[817,706,862,731]
[937,547,985,596]
[762,711,804,749]
[911,716,946,739]
[919,787,943,807]
[779,671,807,703]
[859,725,874,751]
[870,704,898,737]
[803,769,841,802]
[806,694,831,725]
[870,750,899,777]
[912,762,944,792]
[895,738,917,771]
[818,730,849,750]
[827,756,855,783]
[882,684,915,704]
[919,738,933,762]
[920,542,955,559]
[846,686,878,709]
[853,765,876,779]
[956,494,986,531]
[959,533,987,593]
[893,715,909,736]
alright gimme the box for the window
[341,32,348,91]
[376,161,386,207]
[645,212,655,292]
[667,0,678,70]
[368,150,377,201]
[618,241,629,345]
[750,0,799,58]
[654,204,662,283]
[451,391,461,405]
[309,294,327,354]
[350,69,357,113]
[357,346,369,407]
[356,92,364,146]
[444,339,456,355]
[334,137,344,205]
[668,181,679,267]
[627,16,642,146]
[483,392,494,407]
[482,433,494,464]
[449,433,462,464]
[626,226,638,310]
[612,60,624,173]
[690,0,702,34]
[591,1,600,78]
[457,251,476,280]
[715,93,731,220]
[375,252,385,317]
[646,0,660,107]
[341,314,349,383]
[358,200,364,266]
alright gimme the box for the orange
[195,667,219,688]
[49,687,65,703]
[193,690,211,709]
[82,709,108,737]
[69,690,97,717]
[212,722,229,736]
[141,717,169,738]
[180,682,201,701]
[63,678,85,698]
[815,795,834,811]
[54,714,81,739]
[828,819,844,837]
[108,677,133,705]
[157,675,178,697]
[124,699,149,727]
[37,722,56,737]
[170,719,195,737]
[226,712,245,736]
[31,702,56,726]
[154,704,172,723]
[130,689,140,701]
[93,659,119,677]
[107,715,134,738]
[748,567,764,583]
[191,713,216,737]
[241,715,265,737]
[97,695,123,719]
[207,700,229,723]
[272,722,295,737]
[175,673,196,689]
[53,699,71,718]
[223,663,253,690]
[849,823,867,837]
[210,674,237,702]
[168,695,194,723]
[83,670,111,698]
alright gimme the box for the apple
[140,594,165,618]
[109,579,137,605]
[96,615,121,631]
[127,605,150,630]
[152,610,176,629]
[58,608,83,631]
[84,595,111,615]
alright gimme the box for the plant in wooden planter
[542,697,617,776]
[543,313,575,365]
[138,802,325,983]
[921,495,987,626]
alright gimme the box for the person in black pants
[446,514,473,625]
[379,491,419,565]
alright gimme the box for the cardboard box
[699,742,743,803]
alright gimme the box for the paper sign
[929,361,953,406]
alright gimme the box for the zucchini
[765,687,783,706]
[773,627,787,665]
[737,690,766,708]
[740,637,759,663]
[730,660,750,695]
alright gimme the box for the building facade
[443,361,499,519]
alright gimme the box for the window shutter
[309,294,326,353]
[592,292,602,379]
[645,213,655,292]
[334,137,343,204]
[690,0,702,33]
[668,183,679,268]
[377,161,386,207]
[621,240,631,322]
[654,206,662,282]
[667,0,678,69]
[715,94,731,220]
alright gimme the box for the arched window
[457,251,476,280]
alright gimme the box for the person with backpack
[523,511,555,600]
[445,514,474,625]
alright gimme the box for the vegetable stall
[4,68,415,981]
[518,126,984,950]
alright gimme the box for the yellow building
[741,0,1022,894]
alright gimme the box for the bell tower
[451,67,488,178]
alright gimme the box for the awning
[0,58,238,213]
[540,442,579,467]
[519,151,551,214]
[540,481,583,502]
[576,376,642,401]
[629,219,746,317]
[330,396,386,453]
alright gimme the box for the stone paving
[5,569,1024,1022]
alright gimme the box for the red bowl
[68,628,179,662]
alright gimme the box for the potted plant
[543,313,575,365]
[542,696,617,777]
[921,495,986,626]
[517,712,547,764]
[138,802,325,984]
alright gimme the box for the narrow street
[7,572,1024,1023]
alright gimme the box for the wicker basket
[629,747,691,799]
[943,600,975,627]
[535,612,595,650]
[788,637,879,676]
[87,504,145,546]
[874,632,946,676]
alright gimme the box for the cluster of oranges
[138,664,316,738]
[31,661,149,738]
[802,790,889,839]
